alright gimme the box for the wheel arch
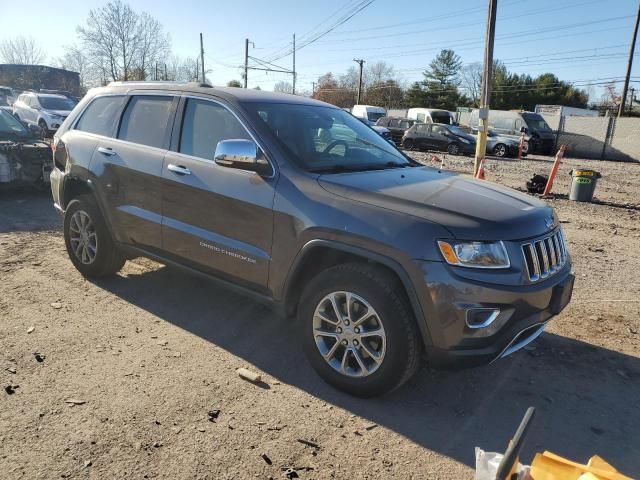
[283,239,433,347]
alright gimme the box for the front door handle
[97,146,116,156]
[167,164,191,175]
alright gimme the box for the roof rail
[106,80,213,88]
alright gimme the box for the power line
[265,0,376,62]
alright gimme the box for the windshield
[0,110,28,135]
[246,103,410,173]
[522,113,551,132]
[366,111,385,122]
[431,111,452,124]
[39,96,76,111]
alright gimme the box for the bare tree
[56,45,89,90]
[76,0,170,82]
[273,81,293,94]
[367,61,393,84]
[0,36,46,64]
[459,62,482,107]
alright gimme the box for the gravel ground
[1,153,639,479]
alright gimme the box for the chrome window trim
[178,94,277,179]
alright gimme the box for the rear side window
[75,96,124,137]
[118,95,173,148]
[179,98,251,160]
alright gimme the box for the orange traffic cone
[475,158,486,180]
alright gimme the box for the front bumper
[416,261,574,367]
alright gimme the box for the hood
[455,132,476,143]
[44,109,71,117]
[318,166,555,241]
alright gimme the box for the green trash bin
[569,169,601,202]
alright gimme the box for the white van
[351,105,386,125]
[407,108,455,125]
[468,109,555,154]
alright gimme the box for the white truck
[407,108,455,125]
[351,105,386,125]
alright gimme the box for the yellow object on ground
[530,451,633,480]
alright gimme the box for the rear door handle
[167,164,191,175]
[97,146,116,156]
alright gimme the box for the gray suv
[50,82,574,397]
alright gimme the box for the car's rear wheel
[64,195,125,277]
[447,143,460,155]
[299,263,421,397]
[403,138,415,150]
[38,119,48,137]
[493,143,507,157]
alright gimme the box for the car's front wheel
[299,263,421,397]
[493,143,507,157]
[447,143,460,155]
[64,195,125,277]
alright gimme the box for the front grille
[522,229,568,282]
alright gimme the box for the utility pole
[354,58,365,104]
[244,38,249,88]
[474,0,498,176]
[164,64,167,81]
[312,82,316,95]
[200,33,206,84]
[196,58,199,81]
[155,62,158,81]
[630,87,636,111]
[292,33,296,95]
[618,1,640,117]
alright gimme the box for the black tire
[493,143,507,158]
[402,138,414,150]
[447,143,460,155]
[64,194,125,277]
[299,263,422,397]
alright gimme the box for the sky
[2,0,639,100]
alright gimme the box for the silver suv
[13,92,76,134]
[50,82,574,397]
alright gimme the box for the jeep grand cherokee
[50,82,574,397]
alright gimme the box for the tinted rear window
[75,96,125,137]
[118,96,173,148]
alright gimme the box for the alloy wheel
[68,210,98,265]
[494,144,507,157]
[312,291,386,378]
[448,144,460,155]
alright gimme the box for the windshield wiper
[308,164,365,173]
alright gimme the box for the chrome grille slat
[521,229,568,282]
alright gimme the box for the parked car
[407,108,455,125]
[484,129,526,157]
[40,89,81,103]
[351,104,386,125]
[0,86,17,106]
[0,109,51,185]
[468,109,555,154]
[51,82,574,397]
[402,123,476,155]
[375,116,416,144]
[357,117,393,142]
[12,92,76,135]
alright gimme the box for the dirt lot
[1,154,639,479]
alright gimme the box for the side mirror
[214,139,270,175]
[28,124,43,138]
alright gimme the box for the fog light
[466,308,500,329]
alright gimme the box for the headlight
[437,240,510,269]
[458,138,470,144]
